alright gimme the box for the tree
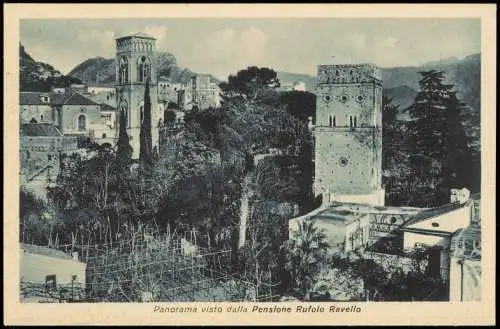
[405,70,474,206]
[116,107,132,171]
[382,95,404,170]
[164,109,176,124]
[140,79,153,168]
[280,91,316,123]
[283,220,329,296]
[219,66,280,102]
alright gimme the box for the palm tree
[283,219,329,296]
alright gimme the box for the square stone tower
[313,64,385,206]
[115,32,159,159]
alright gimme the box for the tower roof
[115,32,156,40]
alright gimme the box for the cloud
[143,25,169,49]
[188,27,268,79]
[76,29,115,58]
[240,27,267,61]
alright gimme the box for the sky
[20,18,481,80]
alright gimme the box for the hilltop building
[313,64,384,206]
[114,32,161,159]
[287,63,482,301]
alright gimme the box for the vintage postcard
[3,3,496,326]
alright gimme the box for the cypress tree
[116,107,132,171]
[140,78,153,168]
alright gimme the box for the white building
[20,243,86,303]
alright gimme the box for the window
[390,217,397,224]
[340,95,348,103]
[45,274,56,290]
[48,154,52,161]
[102,133,106,138]
[339,157,348,167]
[138,56,151,82]
[78,115,86,132]
[119,102,129,128]
[119,57,129,83]
[40,114,44,122]
[329,116,332,127]
[333,116,336,127]
[354,116,357,127]
[72,275,77,281]
[349,116,353,127]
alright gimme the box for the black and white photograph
[4,3,496,326]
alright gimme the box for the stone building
[313,64,384,206]
[20,123,79,199]
[288,200,421,255]
[400,189,479,285]
[158,76,183,105]
[114,32,161,159]
[20,91,103,136]
[182,75,221,110]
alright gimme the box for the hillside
[20,44,82,92]
[68,52,220,85]
[277,54,480,119]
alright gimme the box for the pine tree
[116,107,132,171]
[140,78,153,168]
[406,70,472,205]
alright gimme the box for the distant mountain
[381,53,480,113]
[68,52,220,85]
[276,71,316,92]
[277,53,480,118]
[20,44,82,92]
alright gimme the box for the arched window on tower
[329,116,332,127]
[349,116,353,127]
[119,101,129,128]
[40,114,44,122]
[78,115,86,132]
[333,116,336,127]
[119,57,129,84]
[354,116,357,127]
[138,56,151,83]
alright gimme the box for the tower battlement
[115,33,157,54]
[317,64,382,86]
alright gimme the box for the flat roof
[21,243,80,262]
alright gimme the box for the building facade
[313,64,384,206]
[115,32,161,159]
[20,243,86,303]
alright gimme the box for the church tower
[115,32,159,159]
[313,64,385,206]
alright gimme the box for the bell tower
[115,32,159,159]
[313,63,384,206]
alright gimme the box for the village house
[20,243,86,303]
[400,189,481,299]
[288,199,422,255]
